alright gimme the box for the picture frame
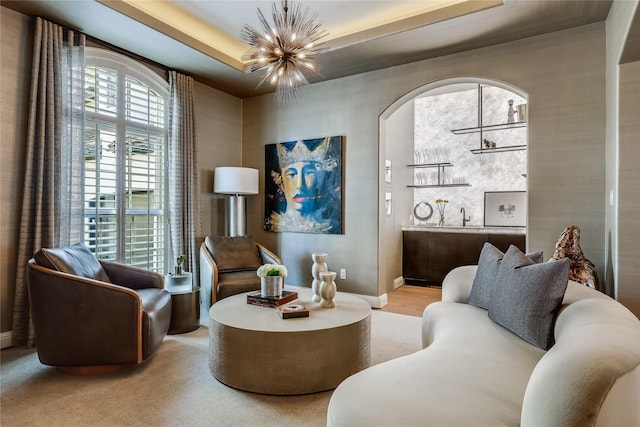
[264,136,344,234]
[484,191,526,227]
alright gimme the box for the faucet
[460,207,471,227]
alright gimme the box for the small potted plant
[175,254,186,275]
[257,263,288,298]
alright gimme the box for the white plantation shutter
[84,48,168,272]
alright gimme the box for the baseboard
[393,276,405,289]
[345,292,388,309]
[1,330,13,349]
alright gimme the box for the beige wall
[243,23,607,300]
[242,75,384,298]
[605,0,639,316]
[380,101,414,295]
[194,81,243,241]
[0,8,32,340]
[618,60,640,315]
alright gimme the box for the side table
[168,287,200,334]
[165,273,200,334]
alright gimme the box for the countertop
[402,224,526,235]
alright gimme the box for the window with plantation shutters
[84,48,168,273]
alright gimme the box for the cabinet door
[402,231,527,285]
[488,233,526,253]
[402,231,430,285]
[428,232,487,282]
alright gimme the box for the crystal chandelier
[241,0,328,104]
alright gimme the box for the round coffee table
[208,286,371,395]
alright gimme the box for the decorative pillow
[488,245,570,350]
[34,243,112,283]
[468,242,543,309]
[205,235,262,272]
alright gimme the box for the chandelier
[241,0,328,104]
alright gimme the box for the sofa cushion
[329,302,546,427]
[469,242,543,309]
[488,245,569,350]
[34,243,111,283]
[205,235,262,272]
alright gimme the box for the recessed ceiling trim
[97,0,503,70]
[327,0,504,51]
[97,0,246,71]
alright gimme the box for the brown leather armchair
[200,235,282,308]
[27,243,172,375]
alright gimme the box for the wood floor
[379,285,442,317]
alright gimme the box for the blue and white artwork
[264,136,343,234]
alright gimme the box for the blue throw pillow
[469,242,543,309]
[488,245,569,350]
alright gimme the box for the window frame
[84,47,170,272]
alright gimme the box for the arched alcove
[378,77,528,292]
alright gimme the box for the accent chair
[27,243,172,375]
[199,235,282,308]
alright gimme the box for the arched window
[83,48,169,272]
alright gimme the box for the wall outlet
[340,268,347,279]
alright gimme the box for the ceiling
[3,0,614,99]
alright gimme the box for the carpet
[0,310,422,427]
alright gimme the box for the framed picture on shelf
[484,191,526,227]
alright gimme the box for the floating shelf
[408,162,469,187]
[470,145,527,154]
[407,184,471,188]
[407,162,453,168]
[451,121,527,135]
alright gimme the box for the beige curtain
[168,71,201,284]
[12,18,85,347]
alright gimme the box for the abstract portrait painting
[264,136,343,234]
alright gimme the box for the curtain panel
[12,18,86,347]
[168,71,201,284]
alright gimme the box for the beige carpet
[1,310,422,427]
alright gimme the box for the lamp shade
[214,167,259,195]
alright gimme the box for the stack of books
[246,290,298,308]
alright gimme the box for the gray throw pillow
[468,242,543,309]
[488,245,569,350]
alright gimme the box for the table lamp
[214,167,259,236]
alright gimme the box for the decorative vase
[319,271,337,308]
[261,276,283,298]
[311,253,328,303]
[164,272,192,292]
[436,199,447,226]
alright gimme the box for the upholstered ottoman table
[208,286,371,395]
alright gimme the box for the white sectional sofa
[327,265,640,427]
